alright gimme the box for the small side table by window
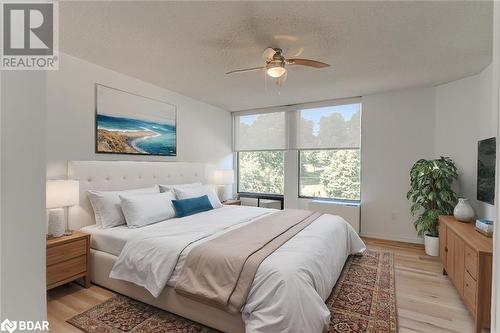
[222,199,242,206]
[237,193,284,210]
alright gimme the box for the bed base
[90,249,245,333]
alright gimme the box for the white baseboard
[360,232,424,244]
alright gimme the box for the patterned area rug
[68,250,397,333]
[327,250,397,333]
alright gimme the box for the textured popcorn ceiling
[60,1,492,111]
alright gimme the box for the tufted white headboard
[67,160,210,230]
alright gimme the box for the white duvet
[110,206,366,333]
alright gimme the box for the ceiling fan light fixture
[266,60,286,78]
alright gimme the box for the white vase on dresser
[453,198,475,222]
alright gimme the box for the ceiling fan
[226,47,330,83]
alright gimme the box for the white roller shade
[292,103,361,149]
[234,112,287,151]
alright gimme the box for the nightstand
[46,231,91,290]
[223,199,241,206]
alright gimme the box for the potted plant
[407,157,458,256]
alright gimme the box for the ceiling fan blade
[226,66,266,75]
[293,47,304,58]
[262,47,277,61]
[286,58,330,68]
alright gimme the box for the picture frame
[95,84,177,156]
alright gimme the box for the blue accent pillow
[172,195,214,218]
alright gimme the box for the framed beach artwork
[95,84,177,156]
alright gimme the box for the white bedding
[92,206,365,333]
[82,224,137,256]
[83,206,275,282]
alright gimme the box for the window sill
[306,198,361,207]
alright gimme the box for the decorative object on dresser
[453,198,475,222]
[95,84,177,156]
[439,215,493,333]
[46,180,79,237]
[475,219,494,237]
[407,157,458,256]
[212,169,234,201]
[222,199,241,206]
[47,231,91,290]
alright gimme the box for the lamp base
[47,208,65,238]
[217,185,233,202]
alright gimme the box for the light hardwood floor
[47,238,484,333]
[363,238,484,333]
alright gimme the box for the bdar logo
[0,319,17,333]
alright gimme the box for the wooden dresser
[439,215,493,333]
[46,231,91,290]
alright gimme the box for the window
[299,149,360,200]
[234,112,286,195]
[238,151,284,194]
[233,101,361,200]
[233,112,286,151]
[295,103,361,201]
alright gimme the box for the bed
[68,160,365,333]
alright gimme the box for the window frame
[297,148,361,203]
[233,98,362,201]
[236,150,285,196]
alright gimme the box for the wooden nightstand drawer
[47,255,86,287]
[47,239,86,266]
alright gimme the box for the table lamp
[46,180,79,237]
[212,170,234,201]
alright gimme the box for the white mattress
[82,223,143,257]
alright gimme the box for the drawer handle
[466,283,469,287]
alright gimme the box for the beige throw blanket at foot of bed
[175,209,322,313]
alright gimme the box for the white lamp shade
[46,180,79,209]
[213,170,234,185]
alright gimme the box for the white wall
[360,87,436,243]
[46,53,232,179]
[1,71,47,322]
[359,68,497,244]
[435,65,496,220]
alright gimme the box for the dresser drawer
[464,272,477,314]
[47,255,86,286]
[465,245,478,280]
[47,239,87,266]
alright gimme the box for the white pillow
[87,185,159,228]
[174,184,223,209]
[120,191,176,228]
[159,182,202,193]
